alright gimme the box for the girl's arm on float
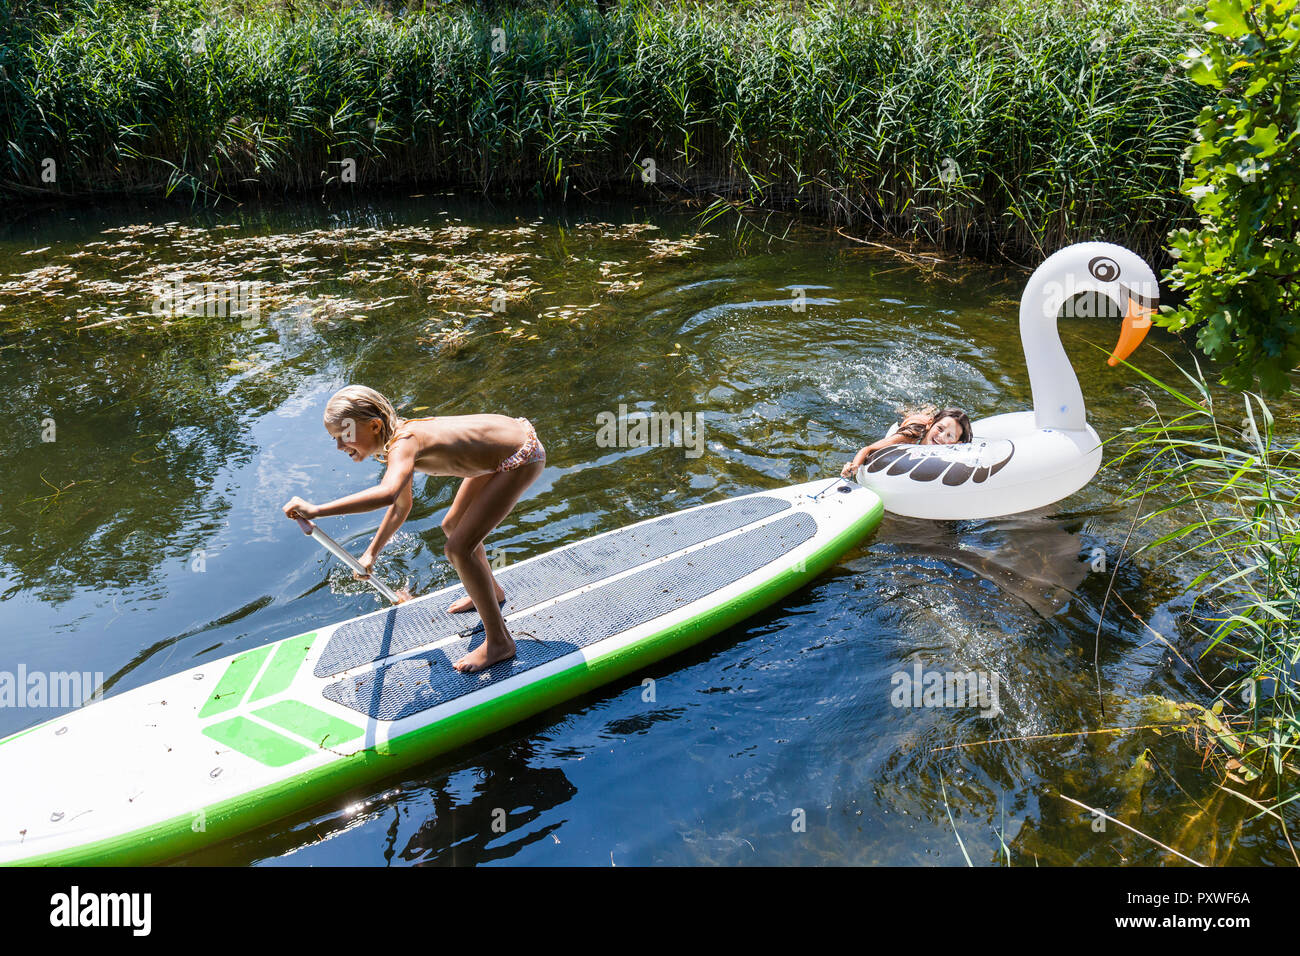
[855,434,908,465]
[843,434,910,476]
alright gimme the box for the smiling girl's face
[923,416,964,445]
[325,417,384,461]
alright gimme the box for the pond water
[0,194,1292,865]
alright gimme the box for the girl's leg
[442,474,504,613]
[442,460,544,673]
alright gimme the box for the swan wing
[862,439,1015,486]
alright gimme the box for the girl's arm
[361,474,413,567]
[841,434,910,477]
[301,441,418,519]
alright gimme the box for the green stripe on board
[253,700,362,747]
[0,721,51,750]
[202,716,313,767]
[198,646,273,719]
[248,634,316,703]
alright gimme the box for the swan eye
[1089,256,1120,282]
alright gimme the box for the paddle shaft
[294,515,403,604]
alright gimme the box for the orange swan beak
[1107,291,1156,367]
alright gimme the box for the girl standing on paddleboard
[282,385,545,674]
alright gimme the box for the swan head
[1035,242,1160,367]
[1093,248,1159,367]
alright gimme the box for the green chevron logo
[198,634,363,767]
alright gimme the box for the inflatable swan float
[855,241,1159,520]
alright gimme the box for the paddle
[293,514,406,604]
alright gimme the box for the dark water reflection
[0,194,1293,865]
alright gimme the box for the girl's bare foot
[447,584,505,614]
[453,635,516,673]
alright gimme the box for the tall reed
[1,0,1209,264]
[1113,360,1299,797]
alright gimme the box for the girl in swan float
[851,241,1159,520]
[840,405,973,477]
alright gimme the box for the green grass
[0,0,1210,264]
[1113,358,1300,819]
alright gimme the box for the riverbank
[1,0,1208,267]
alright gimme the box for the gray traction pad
[313,495,791,678]
[321,511,818,720]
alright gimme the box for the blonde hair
[323,385,401,460]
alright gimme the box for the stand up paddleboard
[0,478,882,865]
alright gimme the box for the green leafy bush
[1162,0,1300,395]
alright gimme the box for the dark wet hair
[895,404,937,442]
[931,407,973,443]
[897,420,928,442]
[893,405,972,444]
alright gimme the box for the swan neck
[1019,268,1087,432]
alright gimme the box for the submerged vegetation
[0,212,711,340]
[1,0,1208,266]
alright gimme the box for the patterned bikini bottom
[495,418,546,473]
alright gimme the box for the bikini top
[379,416,436,462]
